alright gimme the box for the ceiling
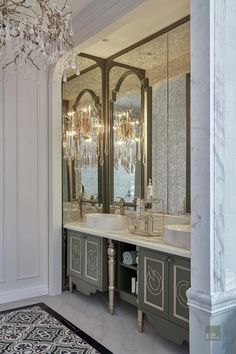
[57,0,94,17]
[63,21,190,101]
[79,0,190,58]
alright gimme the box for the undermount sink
[85,213,128,231]
[164,224,191,249]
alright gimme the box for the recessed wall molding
[0,70,6,284]
[0,67,49,301]
[16,73,40,281]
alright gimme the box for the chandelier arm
[7,12,36,20]
[27,56,40,70]
[37,0,50,16]
[3,54,19,70]
[61,0,69,12]
[7,0,27,9]
[18,6,38,18]
[2,2,35,19]
[62,33,73,50]
[62,11,73,18]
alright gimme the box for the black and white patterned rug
[0,303,112,354]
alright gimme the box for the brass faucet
[78,195,83,219]
[115,197,125,215]
[74,195,99,219]
[119,198,125,215]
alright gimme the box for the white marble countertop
[64,221,191,259]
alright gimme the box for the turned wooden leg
[107,239,117,315]
[138,309,144,332]
[69,277,73,293]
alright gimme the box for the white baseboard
[0,286,49,305]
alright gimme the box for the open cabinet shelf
[117,242,138,307]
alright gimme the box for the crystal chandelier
[0,0,79,73]
[113,104,143,174]
[63,106,105,171]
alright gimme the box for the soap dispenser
[147,178,153,201]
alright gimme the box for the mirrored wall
[114,21,190,214]
[62,18,190,216]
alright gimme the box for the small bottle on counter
[136,198,141,217]
[140,199,145,217]
[131,277,136,294]
[147,178,153,201]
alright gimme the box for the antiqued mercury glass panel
[115,21,190,214]
[63,66,102,105]
[112,72,142,202]
[168,75,187,214]
[168,22,190,77]
[115,33,169,211]
[109,66,130,98]
[150,34,168,212]
[168,22,190,214]
[115,34,167,86]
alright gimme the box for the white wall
[0,67,49,303]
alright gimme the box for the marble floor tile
[0,291,189,354]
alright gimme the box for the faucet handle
[78,195,83,202]
[115,196,125,203]
[115,197,125,215]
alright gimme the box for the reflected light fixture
[0,0,79,75]
[113,103,143,174]
[63,106,105,171]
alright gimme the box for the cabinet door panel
[169,257,190,328]
[139,249,168,319]
[84,235,101,287]
[67,231,83,279]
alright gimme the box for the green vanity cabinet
[169,256,190,329]
[68,231,83,278]
[67,230,108,295]
[138,248,190,344]
[139,249,169,319]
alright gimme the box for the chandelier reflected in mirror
[0,0,79,74]
[113,103,143,174]
[63,105,105,172]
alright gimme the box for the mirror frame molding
[72,88,103,203]
[110,69,152,203]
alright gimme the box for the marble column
[188,1,236,353]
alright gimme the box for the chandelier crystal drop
[0,0,79,73]
[113,104,143,174]
[63,106,105,172]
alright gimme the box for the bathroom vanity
[65,220,191,345]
